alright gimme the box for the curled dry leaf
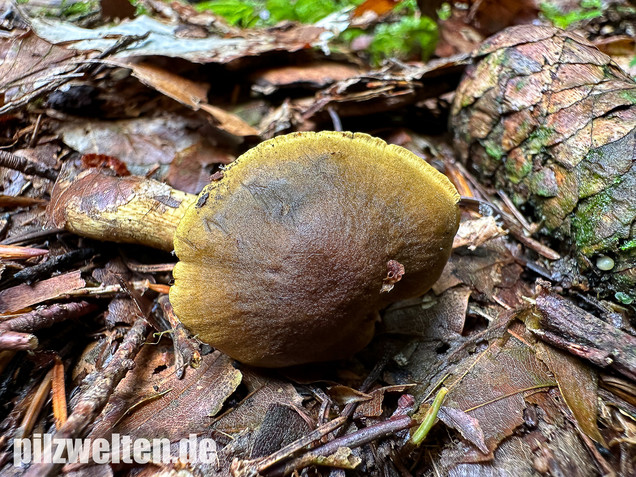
[452,216,508,250]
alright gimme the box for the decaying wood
[0,271,85,314]
[530,288,636,382]
[451,25,636,302]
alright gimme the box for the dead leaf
[453,216,507,250]
[438,405,489,454]
[444,332,556,457]
[535,342,606,446]
[27,15,328,65]
[383,286,471,339]
[354,385,415,419]
[88,346,242,442]
[326,385,372,407]
[252,62,362,96]
[59,115,228,174]
[105,60,258,137]
[0,31,78,113]
[352,0,400,18]
[213,370,302,434]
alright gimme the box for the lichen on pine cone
[450,25,636,304]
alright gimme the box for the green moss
[484,143,504,161]
[620,238,636,252]
[619,89,636,105]
[525,126,555,155]
[572,190,614,253]
[437,2,451,20]
[196,0,355,27]
[615,292,634,305]
[504,151,532,184]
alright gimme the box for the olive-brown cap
[170,131,460,367]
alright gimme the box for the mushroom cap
[170,131,460,367]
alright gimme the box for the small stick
[0,227,66,246]
[233,416,348,475]
[0,301,96,333]
[15,368,53,439]
[159,295,201,379]
[23,317,150,477]
[273,415,416,476]
[0,150,58,181]
[327,106,342,132]
[459,196,560,260]
[0,330,38,350]
[12,248,94,284]
[0,244,48,259]
[51,357,67,429]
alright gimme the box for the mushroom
[50,131,460,367]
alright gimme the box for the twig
[0,330,38,350]
[272,415,416,476]
[0,150,58,181]
[15,369,53,439]
[0,301,96,333]
[159,295,201,379]
[533,291,636,381]
[23,317,151,477]
[231,416,348,476]
[327,106,342,132]
[51,357,67,429]
[12,248,95,284]
[0,227,66,246]
[459,196,560,260]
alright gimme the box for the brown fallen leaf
[438,405,488,454]
[105,60,258,137]
[252,62,362,96]
[0,32,78,114]
[212,369,303,434]
[88,346,242,442]
[443,327,556,457]
[535,341,606,446]
[353,384,415,419]
[383,286,471,339]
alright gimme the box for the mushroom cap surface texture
[170,131,460,367]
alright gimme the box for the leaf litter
[0,1,635,476]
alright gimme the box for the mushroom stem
[48,169,196,252]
